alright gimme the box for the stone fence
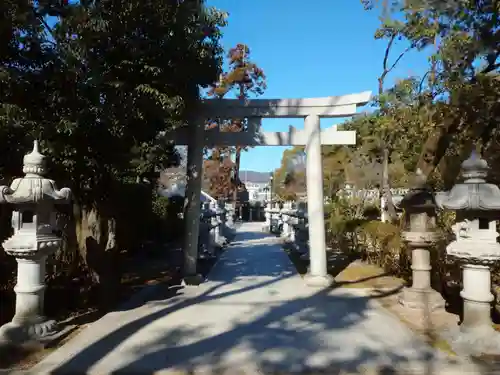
[197,201,235,260]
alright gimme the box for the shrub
[153,194,184,242]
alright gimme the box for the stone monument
[436,151,500,355]
[0,141,71,346]
[398,169,445,311]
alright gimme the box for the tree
[205,43,266,201]
[363,0,500,189]
[203,154,235,198]
[0,0,57,181]
[272,147,306,200]
[1,0,227,309]
[361,0,438,221]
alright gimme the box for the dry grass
[334,261,404,289]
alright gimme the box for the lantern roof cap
[397,169,436,211]
[0,140,71,205]
[23,141,46,176]
[435,151,500,211]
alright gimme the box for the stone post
[215,201,228,244]
[398,169,445,311]
[263,203,271,232]
[380,195,388,222]
[277,205,284,234]
[297,205,310,259]
[210,208,220,247]
[285,202,294,239]
[289,212,297,244]
[269,203,279,233]
[281,205,290,240]
[304,115,333,287]
[198,202,215,260]
[435,151,500,356]
[225,202,234,228]
[0,141,71,346]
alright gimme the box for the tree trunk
[73,201,120,312]
[381,148,398,222]
[232,147,241,204]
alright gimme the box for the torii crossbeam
[175,91,371,287]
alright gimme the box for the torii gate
[176,91,371,287]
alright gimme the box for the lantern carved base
[399,287,445,311]
[0,317,58,346]
[443,264,500,355]
[443,323,500,357]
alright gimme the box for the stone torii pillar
[176,92,371,286]
[181,119,206,285]
[303,114,330,286]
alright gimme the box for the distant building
[240,170,272,203]
[245,181,271,202]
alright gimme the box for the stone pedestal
[399,233,444,311]
[399,287,445,312]
[0,256,57,344]
[444,264,500,355]
[461,265,494,332]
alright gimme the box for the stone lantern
[398,169,445,311]
[0,141,71,345]
[435,151,500,355]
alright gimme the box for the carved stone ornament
[435,151,500,265]
[0,141,71,259]
[0,141,72,346]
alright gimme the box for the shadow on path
[31,224,465,375]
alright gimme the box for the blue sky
[207,0,432,172]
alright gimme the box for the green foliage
[203,43,267,200]
[152,195,184,242]
[361,0,500,185]
[0,0,228,312]
[152,196,171,220]
[2,0,227,197]
[272,147,306,200]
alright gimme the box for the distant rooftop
[240,170,272,184]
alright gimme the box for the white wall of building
[245,181,271,203]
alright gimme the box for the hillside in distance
[239,170,271,184]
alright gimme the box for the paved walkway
[31,222,481,374]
